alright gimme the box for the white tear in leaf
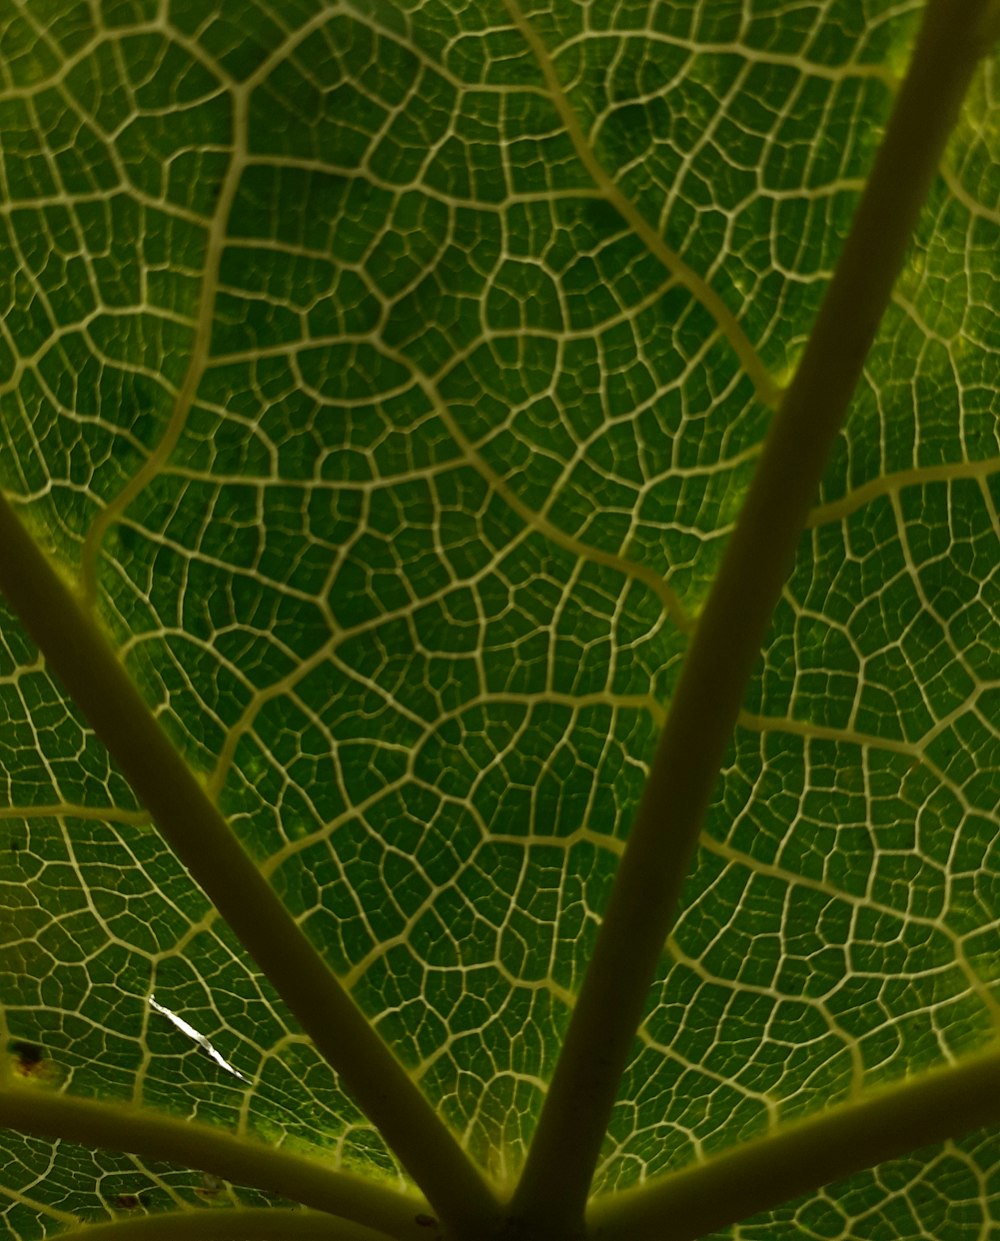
[148,994,251,1084]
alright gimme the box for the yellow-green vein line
[503,0,784,409]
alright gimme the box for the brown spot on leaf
[10,1041,44,1076]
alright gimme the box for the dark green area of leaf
[0,0,997,1237]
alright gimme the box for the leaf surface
[0,0,997,1236]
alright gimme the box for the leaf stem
[53,1207,391,1241]
[508,1,998,1234]
[0,496,498,1237]
[587,1044,1000,1241]
[0,1085,434,1241]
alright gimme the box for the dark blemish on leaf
[414,1215,437,1227]
[113,1194,142,1210]
[10,1040,43,1070]
[9,1039,57,1083]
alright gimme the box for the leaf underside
[0,0,997,1238]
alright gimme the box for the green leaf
[0,1,997,1239]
